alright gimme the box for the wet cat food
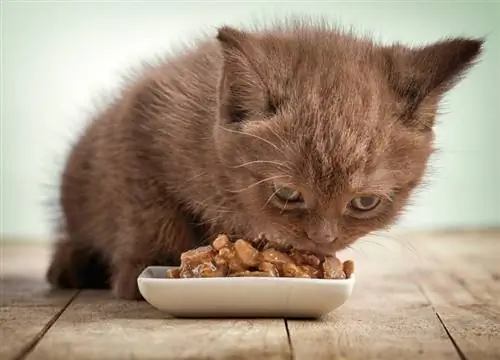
[165,234,354,279]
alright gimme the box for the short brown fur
[46,20,483,299]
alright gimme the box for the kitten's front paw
[111,268,144,300]
[46,258,72,288]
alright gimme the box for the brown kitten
[46,21,483,299]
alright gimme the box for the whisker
[374,231,427,265]
[265,126,300,170]
[232,160,292,171]
[217,125,285,156]
[261,180,294,210]
[346,244,367,257]
[280,197,290,214]
[185,172,206,182]
[188,195,233,214]
[228,175,290,194]
[356,238,392,252]
[195,217,221,226]
[262,187,282,210]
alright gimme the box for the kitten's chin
[278,238,343,257]
[295,242,340,257]
[261,230,344,256]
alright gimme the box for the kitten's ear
[216,26,269,124]
[385,38,484,128]
[217,26,255,56]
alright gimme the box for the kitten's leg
[110,204,198,300]
[46,234,111,289]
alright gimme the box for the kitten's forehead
[262,31,398,195]
[282,90,391,187]
[299,129,387,195]
[248,27,440,197]
[276,106,397,199]
[274,116,428,201]
[262,29,386,105]
[264,32,390,136]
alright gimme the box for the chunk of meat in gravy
[260,248,294,265]
[289,249,321,267]
[193,262,227,277]
[322,256,347,279]
[258,262,279,277]
[212,234,230,250]
[180,245,214,267]
[166,234,354,280]
[218,247,247,273]
[234,239,260,267]
[343,260,355,278]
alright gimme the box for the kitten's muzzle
[307,230,337,245]
[296,240,338,257]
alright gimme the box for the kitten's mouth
[291,240,339,257]
[262,232,339,257]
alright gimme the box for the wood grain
[26,290,291,360]
[286,270,460,359]
[2,231,500,360]
[0,244,78,360]
[410,233,500,360]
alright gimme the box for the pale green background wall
[1,1,499,240]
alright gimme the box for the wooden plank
[287,277,460,359]
[286,237,463,360]
[0,244,78,360]
[405,231,499,273]
[26,290,291,360]
[410,234,500,360]
[2,230,499,360]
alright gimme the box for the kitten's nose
[308,231,337,244]
[308,221,338,244]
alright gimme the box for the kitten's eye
[274,185,302,203]
[350,196,381,211]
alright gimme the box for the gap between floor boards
[413,281,468,360]
[284,319,295,360]
[12,290,81,360]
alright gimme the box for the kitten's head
[212,23,483,255]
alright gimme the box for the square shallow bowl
[137,266,355,318]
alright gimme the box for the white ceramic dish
[137,266,355,318]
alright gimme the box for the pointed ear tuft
[216,26,250,53]
[413,38,484,93]
[386,37,484,117]
[215,26,267,124]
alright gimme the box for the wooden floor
[1,230,499,360]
